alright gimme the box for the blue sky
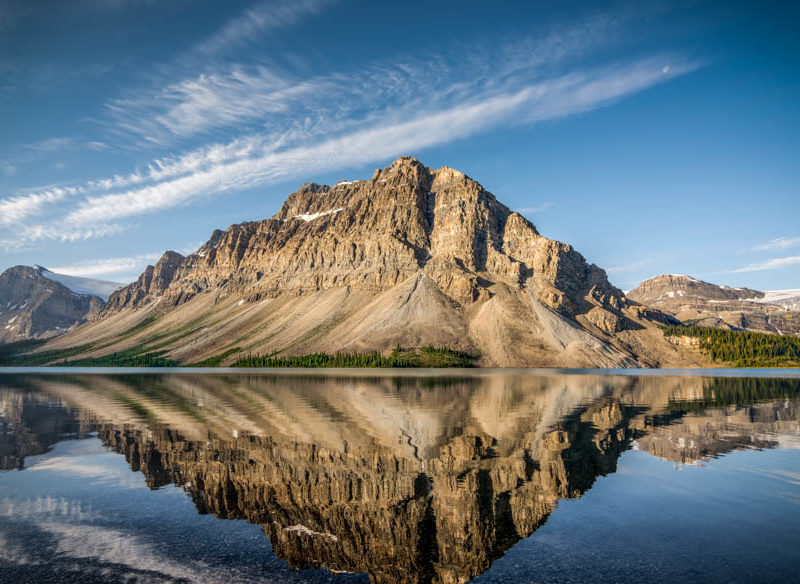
[0,0,798,291]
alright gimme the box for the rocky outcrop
[0,266,105,343]
[105,159,625,314]
[102,251,184,313]
[628,274,800,336]
[43,157,698,367]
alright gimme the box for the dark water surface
[1,369,799,583]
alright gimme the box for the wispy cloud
[517,201,555,214]
[8,55,698,244]
[197,0,337,56]
[0,137,109,182]
[24,137,73,152]
[105,66,326,143]
[0,11,703,248]
[0,186,82,226]
[97,0,339,145]
[103,14,631,146]
[605,258,652,274]
[732,255,800,273]
[47,253,162,278]
[754,236,800,251]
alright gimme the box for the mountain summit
[42,157,695,367]
[628,274,800,335]
[0,266,106,342]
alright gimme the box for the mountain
[33,265,122,301]
[627,274,800,335]
[0,266,105,343]
[38,157,698,367]
[752,289,800,311]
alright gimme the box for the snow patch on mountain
[748,289,800,310]
[293,208,343,222]
[34,265,123,301]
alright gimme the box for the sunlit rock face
[44,157,695,368]
[2,372,798,583]
[628,274,800,336]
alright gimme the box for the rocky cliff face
[104,158,623,311]
[628,274,761,303]
[0,266,105,343]
[45,157,695,367]
[102,251,184,313]
[628,274,800,336]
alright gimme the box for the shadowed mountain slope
[0,266,105,343]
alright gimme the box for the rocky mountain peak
[102,251,184,313]
[627,274,800,336]
[628,274,762,303]
[0,265,104,342]
[50,157,698,367]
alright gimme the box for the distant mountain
[749,289,800,311]
[0,266,105,343]
[33,265,122,301]
[628,274,800,335]
[36,156,695,367]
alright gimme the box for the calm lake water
[1,369,799,583]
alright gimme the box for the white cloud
[732,255,800,273]
[106,66,327,143]
[46,253,162,278]
[606,258,652,274]
[16,222,125,244]
[24,137,73,153]
[86,141,109,151]
[0,161,16,176]
[100,14,637,146]
[25,458,144,489]
[0,137,266,228]
[12,56,699,242]
[517,201,555,214]
[197,0,337,56]
[0,186,83,226]
[0,496,98,522]
[754,236,800,251]
[0,11,703,247]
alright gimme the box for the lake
[1,368,799,583]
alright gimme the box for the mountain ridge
[628,273,800,335]
[33,157,698,367]
[0,266,105,343]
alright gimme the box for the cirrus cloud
[732,255,800,273]
[5,55,700,246]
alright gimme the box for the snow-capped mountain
[748,289,800,311]
[628,274,800,335]
[34,265,123,302]
[0,266,107,343]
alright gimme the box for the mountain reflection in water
[1,371,799,584]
